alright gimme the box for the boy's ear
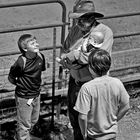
[88,66,97,78]
[23,48,27,52]
[21,42,27,51]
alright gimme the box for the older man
[62,1,114,140]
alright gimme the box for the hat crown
[69,0,104,18]
[75,1,95,13]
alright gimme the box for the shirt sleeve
[100,27,113,56]
[62,27,75,53]
[78,52,89,64]
[40,53,46,71]
[119,81,130,107]
[74,84,91,115]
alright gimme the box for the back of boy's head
[88,49,111,76]
[18,34,35,54]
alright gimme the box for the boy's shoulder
[19,52,44,69]
[37,52,44,60]
[85,75,122,85]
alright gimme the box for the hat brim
[69,11,104,19]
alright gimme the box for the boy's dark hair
[18,34,36,54]
[88,49,111,76]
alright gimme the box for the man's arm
[78,113,88,140]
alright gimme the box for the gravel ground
[1,95,140,140]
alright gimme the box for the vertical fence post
[51,27,56,128]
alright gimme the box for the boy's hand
[56,57,61,63]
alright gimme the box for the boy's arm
[8,71,17,85]
[39,53,46,71]
[8,58,22,85]
[78,113,88,140]
[117,102,130,121]
[74,85,91,140]
[117,81,130,121]
[8,65,18,85]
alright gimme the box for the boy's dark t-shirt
[8,52,46,99]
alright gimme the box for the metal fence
[0,0,140,122]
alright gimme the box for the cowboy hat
[69,0,104,19]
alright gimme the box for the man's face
[26,39,39,53]
[77,16,95,32]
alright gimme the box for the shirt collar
[25,51,37,59]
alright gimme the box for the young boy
[74,49,130,140]
[56,31,104,82]
[8,34,46,140]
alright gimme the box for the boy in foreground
[8,34,46,140]
[74,49,130,140]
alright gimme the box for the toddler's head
[88,31,104,48]
[18,34,39,55]
[82,31,104,52]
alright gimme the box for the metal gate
[0,0,68,123]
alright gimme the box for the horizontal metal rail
[114,32,140,38]
[1,31,140,57]
[0,22,69,34]
[0,45,62,57]
[98,12,140,20]
[98,11,140,38]
[0,0,65,8]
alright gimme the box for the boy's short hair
[18,34,36,54]
[88,49,111,76]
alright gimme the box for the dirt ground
[1,96,140,140]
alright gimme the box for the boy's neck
[25,51,37,59]
[92,73,108,79]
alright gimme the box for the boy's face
[88,66,97,78]
[26,39,39,53]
